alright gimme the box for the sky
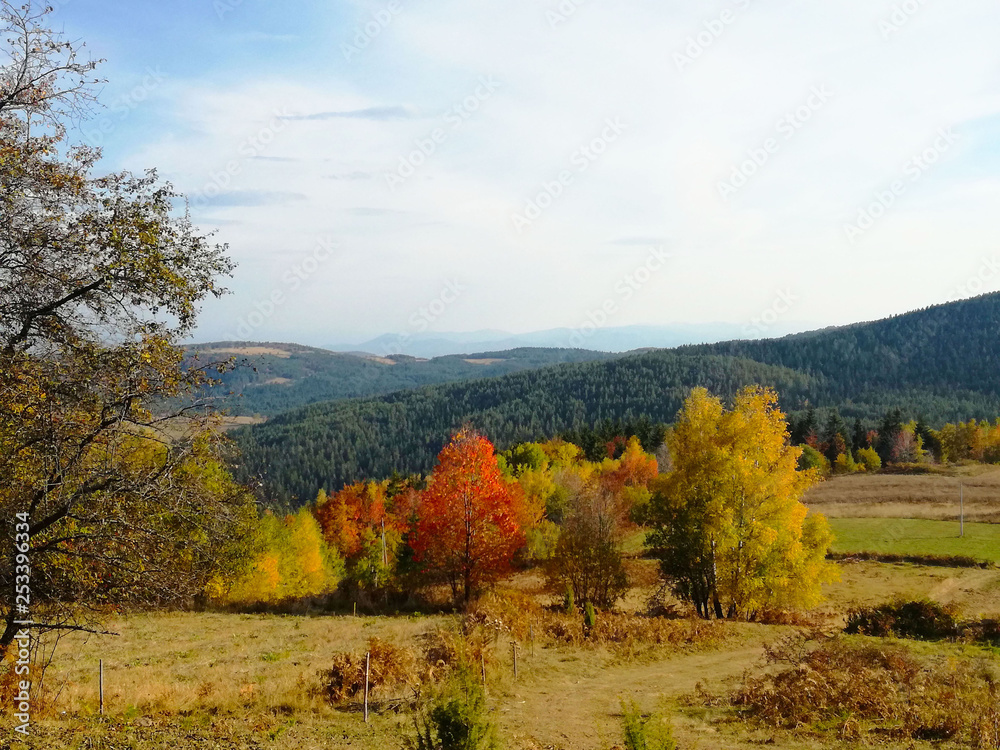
[51,0,1000,346]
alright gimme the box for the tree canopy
[646,387,838,619]
[0,0,251,654]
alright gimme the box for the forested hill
[681,292,1000,405]
[231,293,1000,505]
[233,354,817,504]
[186,343,617,417]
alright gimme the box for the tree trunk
[0,609,21,657]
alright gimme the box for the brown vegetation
[733,636,1000,745]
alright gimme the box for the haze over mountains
[187,343,618,417]
[228,293,1000,505]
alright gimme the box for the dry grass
[805,465,1000,521]
[732,635,1000,745]
[7,549,1000,748]
[41,611,453,718]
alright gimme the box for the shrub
[317,636,417,704]
[828,551,992,568]
[583,602,597,637]
[856,446,882,472]
[408,668,499,750]
[463,589,543,641]
[422,628,494,684]
[833,452,859,474]
[845,600,959,640]
[732,636,1000,743]
[620,699,677,750]
[798,445,830,474]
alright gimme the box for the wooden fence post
[364,651,371,723]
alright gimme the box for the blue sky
[52,0,1000,346]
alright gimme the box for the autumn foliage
[413,431,527,604]
[314,481,411,592]
[212,507,343,605]
[647,386,838,620]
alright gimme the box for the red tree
[413,431,526,604]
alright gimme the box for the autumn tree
[217,507,343,605]
[314,482,404,593]
[0,1,250,654]
[548,483,629,609]
[646,387,837,620]
[412,431,526,604]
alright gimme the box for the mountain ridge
[230,293,1000,504]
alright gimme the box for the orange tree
[412,431,526,604]
[314,482,407,592]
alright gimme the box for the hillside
[186,342,617,417]
[230,293,1000,505]
[233,353,817,504]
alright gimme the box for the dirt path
[496,636,775,750]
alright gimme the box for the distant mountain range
[325,323,808,359]
[229,293,1000,504]
[184,343,618,417]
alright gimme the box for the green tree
[823,410,849,463]
[646,387,838,619]
[852,418,869,451]
[548,484,628,609]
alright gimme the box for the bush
[798,445,830,475]
[564,585,575,614]
[856,446,882,472]
[583,601,597,637]
[828,551,992,568]
[845,599,959,640]
[846,600,1000,648]
[620,699,677,750]
[422,628,493,683]
[833,452,859,474]
[317,637,417,704]
[408,668,499,750]
[732,636,1000,743]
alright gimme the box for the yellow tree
[220,508,342,605]
[647,386,837,619]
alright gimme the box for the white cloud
[108,0,1000,343]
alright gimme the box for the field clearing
[6,560,1000,749]
[805,465,1000,521]
[197,346,294,358]
[7,476,1000,748]
[829,517,1000,565]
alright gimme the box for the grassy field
[4,557,1000,749]
[805,464,1000,521]
[6,472,1000,749]
[828,517,1000,564]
